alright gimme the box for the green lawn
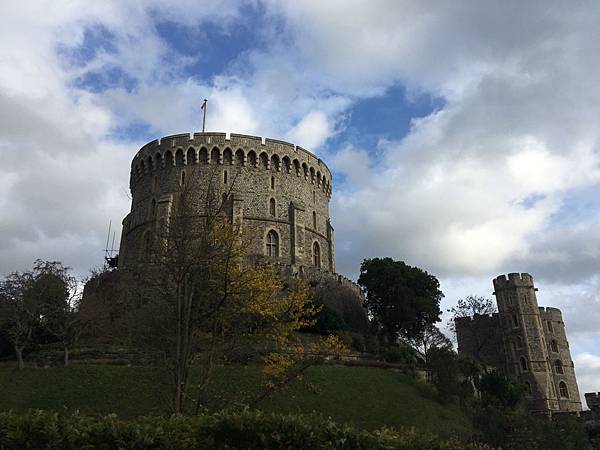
[0,364,473,438]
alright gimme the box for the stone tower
[119,132,335,272]
[456,273,581,413]
[116,132,364,299]
[493,273,581,412]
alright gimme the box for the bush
[0,410,494,450]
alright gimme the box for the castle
[118,132,361,295]
[456,273,582,413]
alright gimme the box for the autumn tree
[125,168,343,414]
[358,257,443,343]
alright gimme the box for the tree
[0,271,38,369]
[406,324,452,366]
[37,261,86,366]
[0,260,86,368]
[357,257,443,343]
[447,295,497,335]
[307,278,369,335]
[124,169,343,414]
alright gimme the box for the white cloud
[574,352,600,405]
[286,111,332,150]
[2,1,600,393]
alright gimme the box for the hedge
[0,410,493,450]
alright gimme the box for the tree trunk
[63,346,69,367]
[15,346,24,370]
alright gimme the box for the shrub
[0,410,494,450]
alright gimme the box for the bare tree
[447,295,497,336]
[0,271,38,369]
[405,324,453,366]
[38,261,87,366]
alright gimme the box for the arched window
[520,356,528,372]
[524,381,532,397]
[269,198,276,216]
[270,176,275,190]
[223,170,228,184]
[559,381,569,398]
[235,149,244,165]
[550,340,559,353]
[554,359,564,374]
[312,211,317,229]
[313,242,321,268]
[211,147,220,164]
[187,147,196,165]
[266,230,279,257]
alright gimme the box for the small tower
[493,273,558,412]
[540,306,581,411]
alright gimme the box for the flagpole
[201,99,207,133]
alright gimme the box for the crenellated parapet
[129,132,332,198]
[493,272,535,291]
[539,306,563,322]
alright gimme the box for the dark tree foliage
[427,347,460,400]
[476,370,524,410]
[358,258,443,342]
[306,279,369,335]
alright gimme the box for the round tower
[493,273,559,412]
[118,132,335,273]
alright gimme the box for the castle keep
[456,273,581,413]
[118,132,359,293]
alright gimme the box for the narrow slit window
[271,176,275,189]
[269,198,276,217]
[313,242,321,268]
[520,356,528,372]
[223,170,228,184]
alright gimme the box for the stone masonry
[456,273,582,413]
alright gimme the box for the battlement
[586,393,600,411]
[539,306,563,321]
[455,313,499,324]
[131,132,332,197]
[493,273,535,290]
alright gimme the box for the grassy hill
[0,364,473,439]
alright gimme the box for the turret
[493,273,558,412]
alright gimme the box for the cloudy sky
[2,1,600,400]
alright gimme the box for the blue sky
[2,0,600,402]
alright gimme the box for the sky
[1,0,600,402]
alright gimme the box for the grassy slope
[0,364,472,438]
